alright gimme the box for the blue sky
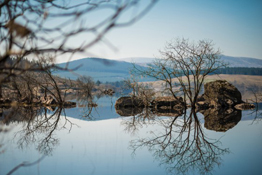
[58,0,262,62]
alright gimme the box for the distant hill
[220,56,262,68]
[55,57,145,82]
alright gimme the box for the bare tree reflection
[121,108,156,135]
[248,106,262,125]
[128,110,230,175]
[1,106,76,156]
[76,90,99,120]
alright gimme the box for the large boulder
[202,80,242,109]
[115,96,144,108]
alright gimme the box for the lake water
[0,97,262,175]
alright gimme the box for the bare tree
[0,0,158,97]
[132,38,226,108]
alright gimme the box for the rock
[202,108,242,132]
[151,96,184,109]
[115,96,144,108]
[203,80,242,109]
[234,103,255,110]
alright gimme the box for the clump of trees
[123,75,156,106]
[76,76,95,98]
[132,38,226,108]
[214,67,262,76]
[1,64,74,105]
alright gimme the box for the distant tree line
[213,67,262,76]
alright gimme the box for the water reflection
[1,98,261,175]
[124,110,230,175]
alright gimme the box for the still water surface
[0,97,262,175]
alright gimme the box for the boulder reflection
[124,109,231,175]
[116,107,143,117]
[201,108,242,132]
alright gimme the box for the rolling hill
[55,57,144,82]
[55,56,262,82]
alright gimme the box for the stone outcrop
[115,96,144,108]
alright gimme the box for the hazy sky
[57,0,262,62]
